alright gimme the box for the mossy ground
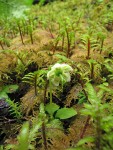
[0,0,113,149]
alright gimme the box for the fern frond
[17,122,29,150]
[6,98,22,119]
[22,72,35,85]
[22,70,47,87]
[29,120,42,143]
[23,74,35,78]
[85,83,100,104]
[104,59,113,73]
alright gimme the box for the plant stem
[66,28,71,58]
[77,74,91,139]
[17,23,24,45]
[90,63,94,80]
[53,35,59,54]
[49,82,52,104]
[22,20,26,36]
[48,26,54,39]
[25,22,29,35]
[43,80,48,105]
[61,34,65,51]
[87,37,90,59]
[80,115,90,139]
[16,55,25,66]
[34,74,38,96]
[100,39,104,54]
[95,110,102,150]
[30,33,33,44]
[77,74,88,100]
[42,122,48,150]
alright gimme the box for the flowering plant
[47,63,73,104]
[47,63,73,87]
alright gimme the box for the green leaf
[47,119,63,130]
[2,84,19,93]
[0,91,8,99]
[85,83,99,104]
[77,136,95,146]
[78,92,87,104]
[6,98,22,119]
[45,103,59,116]
[98,83,113,94]
[0,145,3,150]
[17,122,29,150]
[55,108,77,119]
[78,97,86,104]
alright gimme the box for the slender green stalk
[61,34,65,51]
[30,32,33,44]
[43,80,48,105]
[90,63,94,80]
[87,37,90,59]
[100,39,104,54]
[34,74,38,96]
[16,55,25,66]
[53,35,60,53]
[49,82,52,104]
[65,28,71,58]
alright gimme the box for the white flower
[47,63,73,86]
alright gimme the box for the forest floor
[0,0,113,150]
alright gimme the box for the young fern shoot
[22,70,47,96]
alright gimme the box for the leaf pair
[45,102,77,120]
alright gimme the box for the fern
[104,59,113,73]
[87,59,102,82]
[80,33,98,59]
[22,69,47,96]
[85,82,100,104]
[78,91,87,104]
[6,98,22,119]
[55,54,70,63]
[80,83,113,149]
[17,121,41,150]
[103,59,113,81]
[5,121,42,150]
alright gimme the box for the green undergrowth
[0,0,113,150]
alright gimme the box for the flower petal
[47,63,73,86]
[63,72,71,82]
